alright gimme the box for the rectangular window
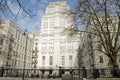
[60,21,65,26]
[69,55,73,66]
[60,46,66,49]
[42,36,47,40]
[41,52,46,54]
[49,42,54,45]
[42,56,45,66]
[49,56,53,65]
[49,35,54,40]
[98,44,102,50]
[49,52,54,54]
[119,55,120,63]
[49,17,55,21]
[35,47,38,52]
[43,17,48,22]
[68,46,73,50]
[100,69,105,75]
[61,56,65,66]
[35,43,38,45]
[0,39,3,45]
[50,22,55,27]
[43,22,48,28]
[49,46,54,49]
[42,42,47,45]
[99,56,104,63]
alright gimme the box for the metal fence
[72,68,120,79]
[0,68,120,79]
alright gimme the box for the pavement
[0,77,120,80]
[0,77,62,80]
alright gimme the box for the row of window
[42,55,73,66]
[41,46,74,50]
[99,55,120,63]
[35,41,75,46]
[41,52,74,54]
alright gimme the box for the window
[47,8,55,13]
[98,44,102,50]
[68,46,73,50]
[43,17,48,22]
[49,17,55,22]
[49,52,54,54]
[60,42,66,49]
[49,42,54,45]
[43,22,48,28]
[49,35,54,40]
[100,69,105,75]
[61,56,65,66]
[35,43,38,46]
[49,46,54,49]
[108,59,112,66]
[68,51,73,54]
[42,42,47,45]
[35,38,39,41]
[99,56,104,63]
[42,46,47,50]
[42,30,48,33]
[69,55,73,66]
[49,56,53,65]
[60,21,65,26]
[60,35,65,40]
[35,47,38,51]
[41,52,46,54]
[60,46,66,49]
[42,56,45,66]
[42,36,47,40]
[0,39,3,45]
[50,22,55,28]
[118,55,120,63]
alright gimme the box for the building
[0,20,33,76]
[33,1,81,75]
[30,31,40,76]
[80,14,120,77]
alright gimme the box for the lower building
[0,19,33,76]
[78,14,120,78]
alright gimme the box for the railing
[71,68,120,79]
[0,68,120,79]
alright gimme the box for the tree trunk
[113,53,118,68]
[112,53,119,77]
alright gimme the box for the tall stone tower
[36,1,80,74]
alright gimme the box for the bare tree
[0,0,47,19]
[74,0,120,71]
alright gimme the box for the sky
[1,0,78,33]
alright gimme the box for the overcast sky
[2,0,77,33]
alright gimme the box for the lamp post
[22,31,28,80]
[88,33,95,78]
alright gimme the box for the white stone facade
[0,20,33,69]
[33,1,80,73]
